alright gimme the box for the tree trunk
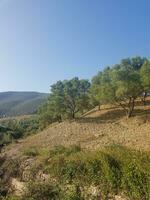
[98,104,101,111]
[142,91,147,106]
[58,115,62,123]
[72,112,75,119]
[127,98,135,118]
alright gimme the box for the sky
[0,0,150,93]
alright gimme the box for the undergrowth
[1,145,150,200]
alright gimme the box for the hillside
[1,101,150,200]
[0,91,48,117]
[4,101,150,158]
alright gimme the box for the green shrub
[21,181,60,200]
[0,117,40,147]
[61,160,87,183]
[1,145,150,200]
[0,133,12,146]
[24,147,39,157]
[0,156,20,199]
[1,197,20,200]
[100,153,122,192]
[44,145,150,199]
[122,162,149,200]
[62,185,83,200]
[49,145,81,157]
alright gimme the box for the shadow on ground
[77,107,150,124]
[77,109,126,124]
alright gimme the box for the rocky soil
[3,105,150,159]
[1,104,150,199]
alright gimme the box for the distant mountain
[0,91,49,117]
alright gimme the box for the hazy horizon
[0,90,49,93]
[1,0,150,92]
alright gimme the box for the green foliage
[1,197,20,200]
[21,181,83,200]
[112,64,142,99]
[38,77,91,128]
[0,119,24,141]
[38,98,61,129]
[90,67,114,107]
[0,132,12,146]
[23,147,39,157]
[122,162,149,199]
[62,185,83,200]
[0,120,23,146]
[140,61,150,91]
[18,117,40,136]
[43,145,150,200]
[1,146,149,200]
[0,156,20,199]
[37,56,150,126]
[49,145,81,157]
[50,77,91,118]
[0,197,18,200]
[90,56,149,117]
[21,181,60,200]
[121,56,147,70]
[0,117,40,147]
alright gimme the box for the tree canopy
[38,78,91,128]
[39,56,150,126]
[90,56,149,117]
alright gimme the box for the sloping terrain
[1,101,150,200]
[3,102,150,158]
[0,91,48,117]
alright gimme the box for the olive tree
[111,64,142,117]
[39,77,91,121]
[90,58,143,118]
[140,61,150,105]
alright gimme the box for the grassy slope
[1,99,150,200]
[3,99,150,158]
[0,91,48,117]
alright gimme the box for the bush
[0,117,40,147]
[1,197,20,200]
[0,133,12,146]
[122,162,149,200]
[44,145,150,199]
[21,181,60,200]
[1,145,150,200]
[62,184,83,200]
[24,147,39,157]
[49,145,81,157]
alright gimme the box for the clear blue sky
[0,0,150,93]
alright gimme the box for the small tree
[90,71,103,110]
[91,59,143,118]
[111,64,142,117]
[140,61,150,105]
[39,78,91,121]
[62,77,91,118]
[90,67,114,110]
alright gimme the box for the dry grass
[3,100,150,158]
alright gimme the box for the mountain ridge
[0,91,49,117]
